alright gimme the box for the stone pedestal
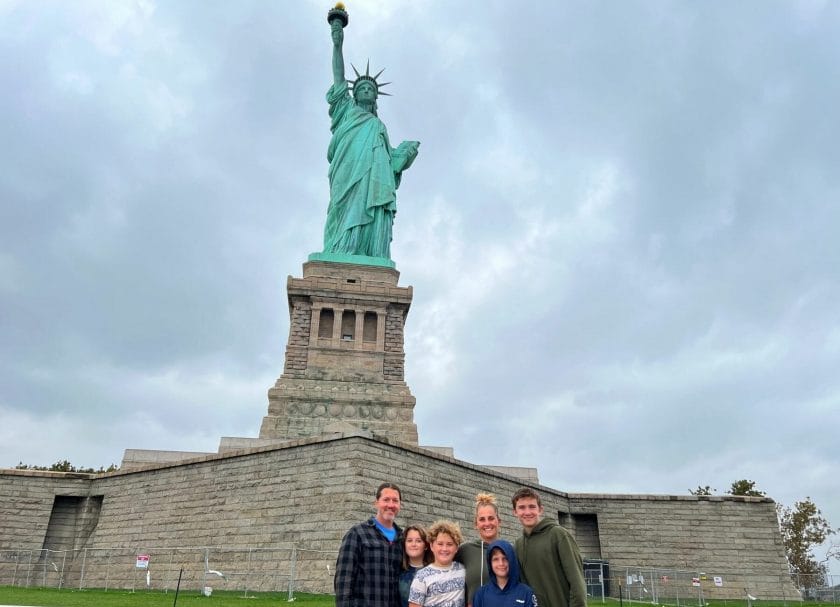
[259,260,418,444]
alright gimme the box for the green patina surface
[308,251,396,268]
[317,6,419,264]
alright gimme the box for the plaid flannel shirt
[335,518,404,607]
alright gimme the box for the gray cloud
[2,0,839,572]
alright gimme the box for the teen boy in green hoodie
[511,488,587,607]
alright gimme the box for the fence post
[651,569,657,605]
[621,568,627,604]
[105,550,111,591]
[782,571,790,607]
[287,546,297,602]
[166,549,174,593]
[599,561,606,603]
[638,569,643,601]
[79,548,87,590]
[202,547,209,595]
[25,549,32,587]
[244,546,252,598]
[59,550,67,590]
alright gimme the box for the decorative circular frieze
[296,403,314,415]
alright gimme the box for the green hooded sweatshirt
[515,518,587,607]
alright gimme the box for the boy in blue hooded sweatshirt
[472,540,538,607]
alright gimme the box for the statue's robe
[324,82,415,258]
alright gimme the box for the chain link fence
[583,566,839,605]
[792,574,840,604]
[3,547,839,604]
[0,546,335,597]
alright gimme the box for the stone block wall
[383,304,407,381]
[86,440,368,552]
[0,436,798,599]
[260,260,419,444]
[0,470,94,551]
[283,296,312,375]
[566,493,797,600]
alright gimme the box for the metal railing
[2,547,838,604]
[0,546,335,597]
[585,567,839,605]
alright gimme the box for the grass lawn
[0,588,812,607]
[0,586,335,607]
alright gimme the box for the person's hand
[331,20,344,46]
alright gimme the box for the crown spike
[348,60,392,99]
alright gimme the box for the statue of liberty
[319,4,420,263]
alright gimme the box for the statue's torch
[327,3,348,27]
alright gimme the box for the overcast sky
[2,0,839,573]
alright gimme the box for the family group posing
[334,483,588,607]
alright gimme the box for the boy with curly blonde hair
[409,520,466,607]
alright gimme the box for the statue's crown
[349,61,391,97]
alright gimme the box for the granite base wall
[0,436,797,599]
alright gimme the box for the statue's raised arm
[330,14,345,88]
[315,3,420,265]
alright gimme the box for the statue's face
[354,81,377,103]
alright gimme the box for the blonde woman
[456,493,502,606]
